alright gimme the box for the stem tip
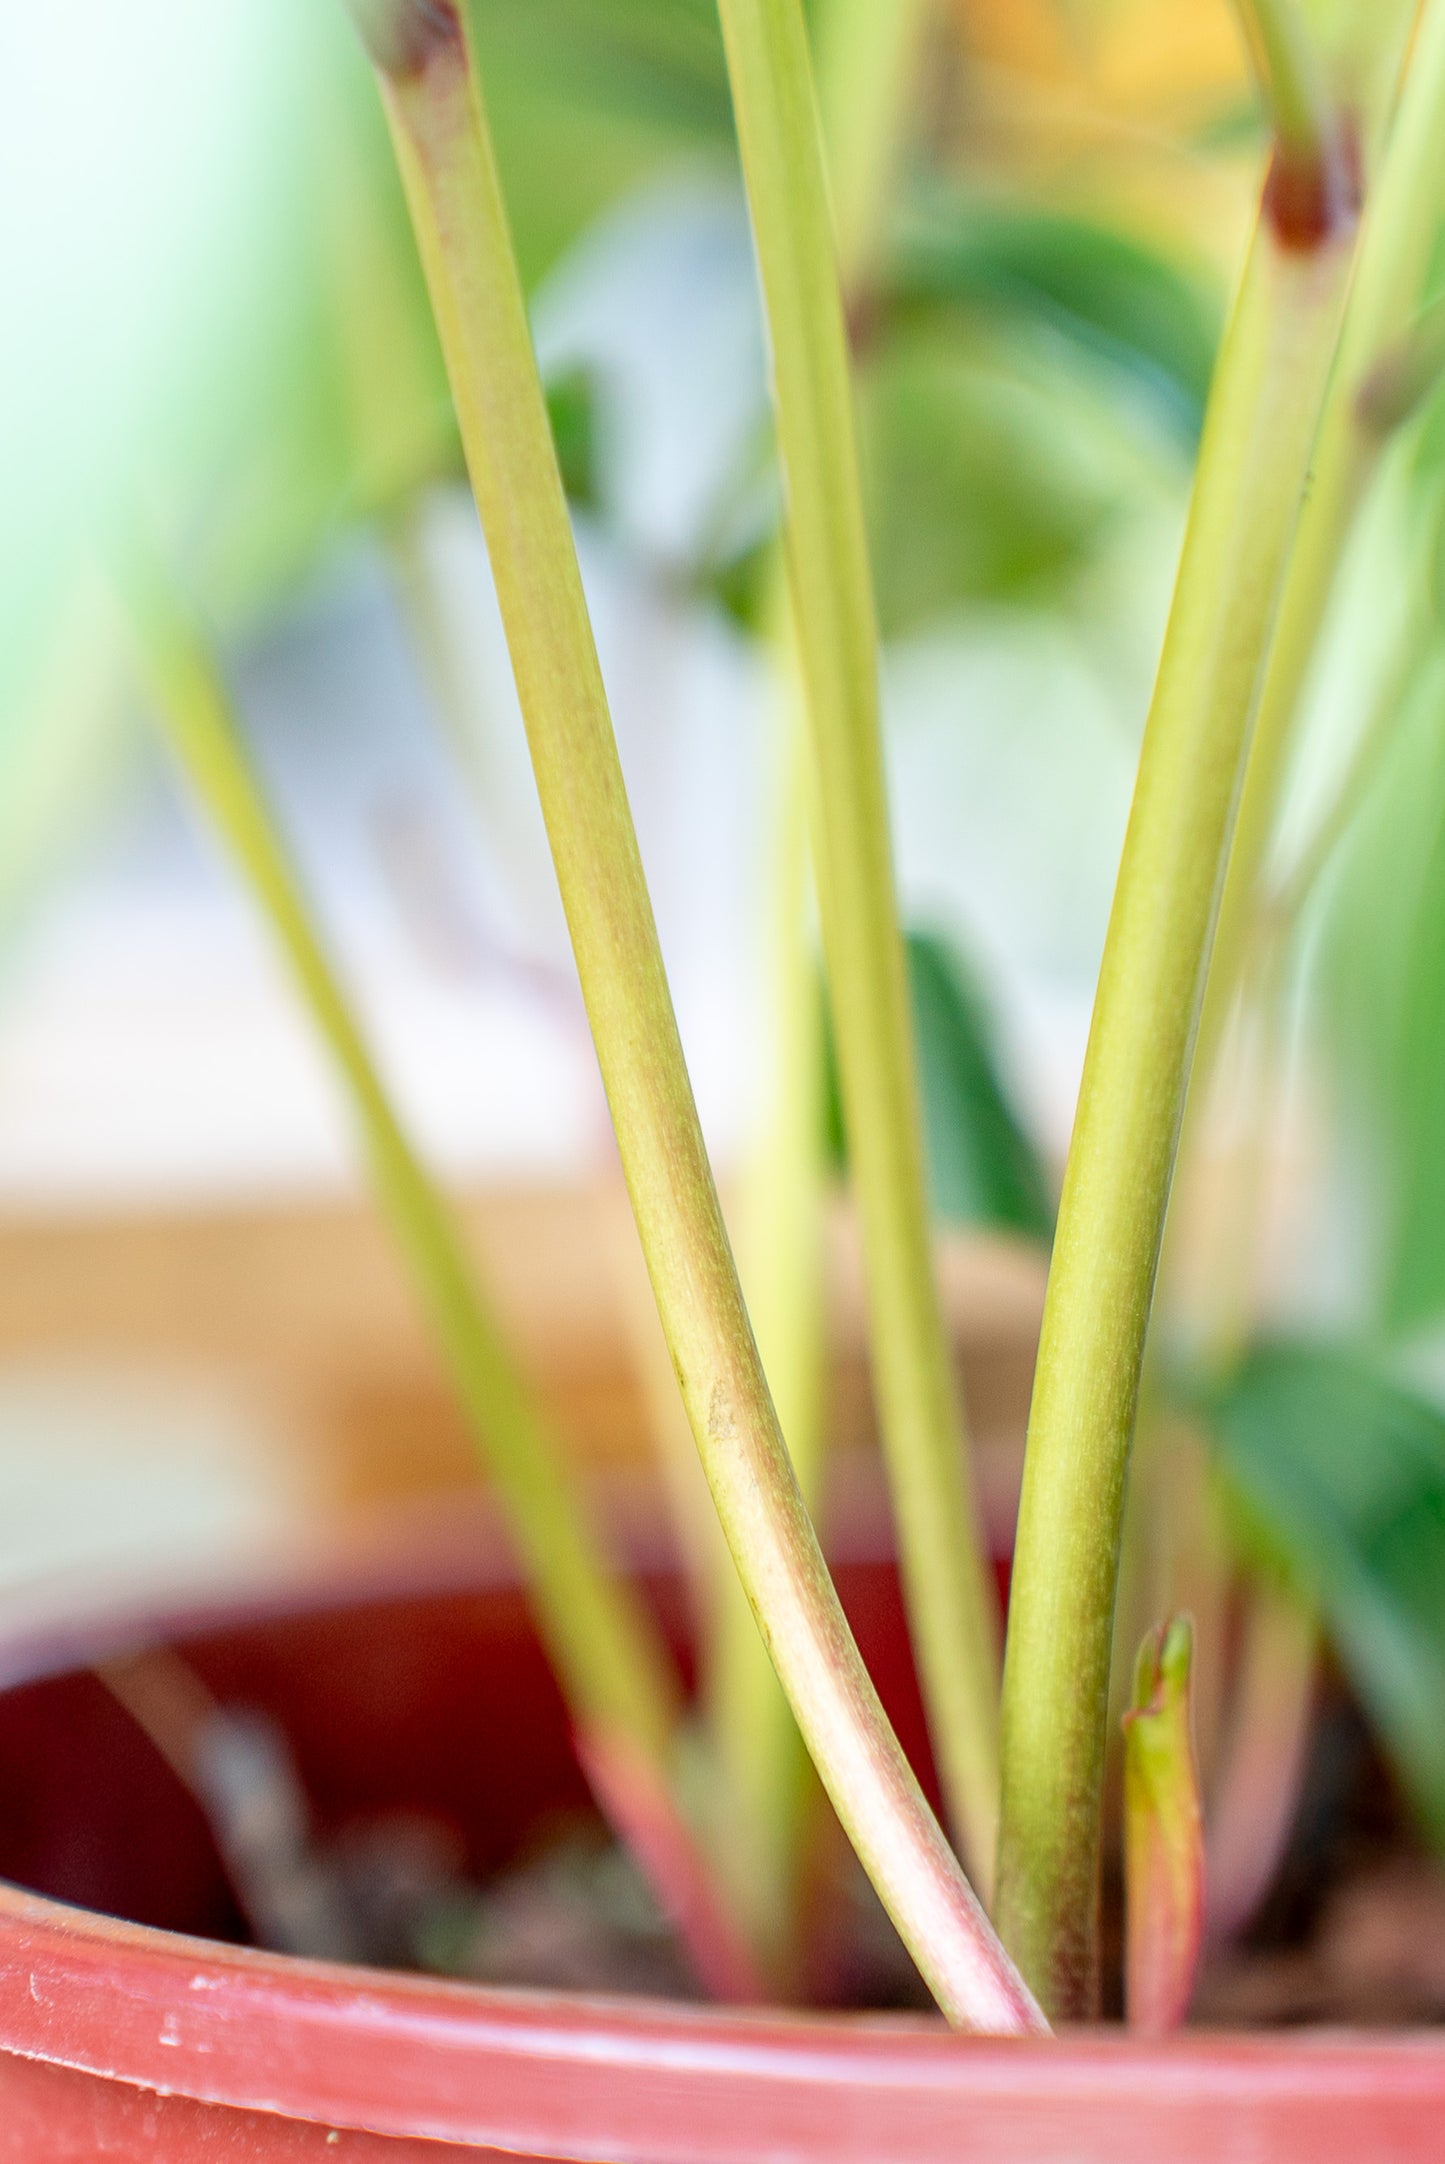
[346,0,461,79]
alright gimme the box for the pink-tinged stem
[342,0,1044,2036]
[1206,1578,1317,1948]
[576,1727,767,2006]
[1124,1616,1206,2035]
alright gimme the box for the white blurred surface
[0,178,1176,1213]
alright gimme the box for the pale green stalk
[1197,0,1445,1091]
[123,573,680,1777]
[708,699,828,1980]
[814,0,932,294]
[1120,24,1445,2005]
[994,197,1359,2015]
[1230,0,1339,187]
[347,0,1043,2034]
[705,0,935,1976]
[715,0,1001,1891]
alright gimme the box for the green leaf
[1314,645,1445,1332]
[826,929,1054,1241]
[857,324,1123,637]
[470,0,734,289]
[885,194,1221,441]
[1198,1338,1445,1847]
[545,366,604,509]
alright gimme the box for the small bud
[1123,1615,1206,2035]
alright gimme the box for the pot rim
[4,1882,1445,2160]
[2,1507,1444,2161]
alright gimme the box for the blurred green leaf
[857,324,1122,637]
[471,0,734,288]
[826,928,1054,1240]
[1314,645,1445,1332]
[885,196,1221,441]
[1199,1338,1445,1845]
[474,0,730,136]
[546,367,605,509]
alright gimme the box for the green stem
[121,573,681,1776]
[715,0,1001,1892]
[1230,0,1340,197]
[126,567,776,2001]
[814,0,932,297]
[707,677,827,1985]
[994,201,1359,2017]
[704,0,934,1981]
[1197,0,1445,1095]
[350,0,1043,2034]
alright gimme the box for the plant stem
[1197,0,1445,1096]
[704,0,934,1979]
[1231,0,1342,229]
[119,569,774,1993]
[715,0,1001,1892]
[814,0,931,297]
[123,577,681,1758]
[708,683,828,1984]
[994,192,1359,2014]
[350,0,1043,2034]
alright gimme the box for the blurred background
[0,0,1242,1570]
[5,0,1445,2013]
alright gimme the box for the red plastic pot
[0,1503,1442,2162]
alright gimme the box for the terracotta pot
[0,1507,1441,2162]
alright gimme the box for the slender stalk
[121,569,768,1999]
[348,0,1043,2034]
[704,0,934,1976]
[708,690,828,1983]
[814,0,932,297]
[715,0,1001,1892]
[1230,0,1343,235]
[994,179,1360,2011]
[1196,0,1445,1097]
[125,571,682,1766]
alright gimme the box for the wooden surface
[0,1185,1046,1539]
